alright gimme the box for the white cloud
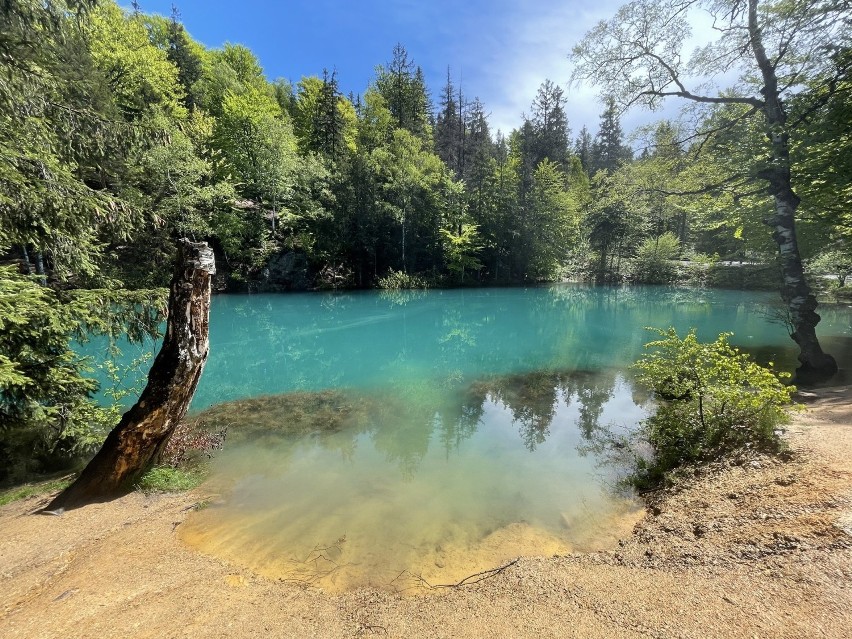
[447,0,623,137]
[447,0,732,143]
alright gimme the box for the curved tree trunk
[46,240,215,512]
[748,0,837,382]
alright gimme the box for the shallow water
[180,373,645,590]
[105,285,852,589]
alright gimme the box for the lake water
[108,285,852,590]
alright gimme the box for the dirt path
[1,388,850,638]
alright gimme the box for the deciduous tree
[573,0,850,378]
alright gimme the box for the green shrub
[808,248,852,288]
[631,328,797,489]
[677,252,718,286]
[377,269,430,290]
[632,232,680,284]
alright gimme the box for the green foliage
[590,97,632,174]
[632,232,680,284]
[0,0,140,283]
[118,111,235,286]
[0,270,101,478]
[86,3,186,119]
[374,44,431,140]
[0,267,164,482]
[631,328,797,488]
[522,159,581,280]
[792,49,852,242]
[377,269,430,290]
[213,86,297,205]
[135,466,202,492]
[440,223,483,283]
[809,246,852,288]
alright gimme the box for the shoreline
[1,387,850,638]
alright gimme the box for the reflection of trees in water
[366,391,433,479]
[378,289,427,307]
[189,365,640,475]
[435,399,483,458]
[471,371,558,451]
[461,368,623,451]
[545,283,713,309]
[562,370,619,440]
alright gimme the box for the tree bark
[748,0,837,381]
[45,239,215,512]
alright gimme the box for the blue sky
[135,0,704,139]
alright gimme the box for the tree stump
[46,240,215,512]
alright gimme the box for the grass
[0,466,204,507]
[0,477,73,507]
[135,466,204,493]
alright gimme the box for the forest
[1,0,850,481]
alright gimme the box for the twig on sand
[277,539,356,587]
[389,558,520,592]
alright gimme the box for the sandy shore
[1,387,850,638]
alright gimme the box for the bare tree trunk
[596,241,608,285]
[748,0,836,381]
[20,245,32,274]
[46,240,215,512]
[34,250,46,285]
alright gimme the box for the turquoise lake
[107,285,852,590]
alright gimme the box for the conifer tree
[435,68,464,178]
[374,44,431,140]
[166,7,202,111]
[529,79,571,169]
[574,125,593,172]
[591,97,632,174]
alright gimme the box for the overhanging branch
[640,89,763,107]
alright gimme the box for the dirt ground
[1,387,850,639]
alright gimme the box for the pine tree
[464,97,494,210]
[574,125,593,172]
[591,97,631,174]
[529,79,570,169]
[167,7,202,111]
[310,69,346,162]
[434,68,463,177]
[374,44,430,140]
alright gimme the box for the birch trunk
[748,0,837,381]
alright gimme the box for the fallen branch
[390,558,520,592]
